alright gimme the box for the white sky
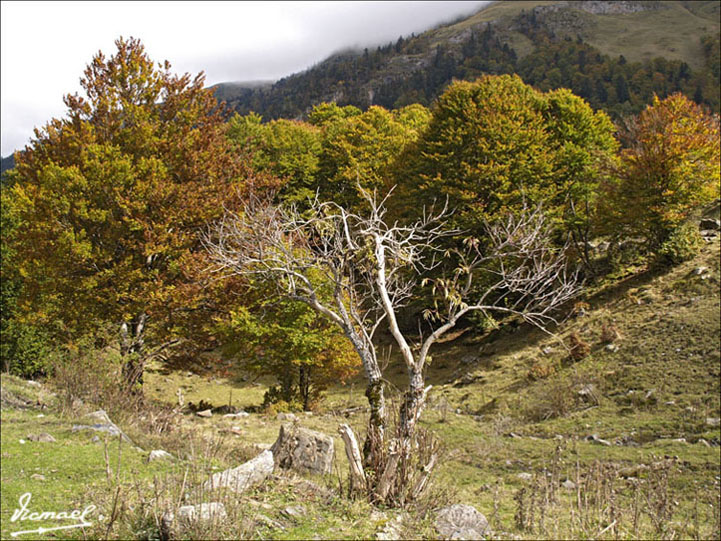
[1,1,489,156]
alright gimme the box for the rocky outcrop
[161,502,226,540]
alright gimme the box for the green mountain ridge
[213,0,719,119]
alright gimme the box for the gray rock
[435,504,489,540]
[223,411,249,418]
[148,449,174,462]
[698,438,711,447]
[276,412,298,422]
[203,449,274,493]
[586,434,612,446]
[517,472,533,481]
[255,513,285,531]
[30,473,46,481]
[271,424,334,475]
[605,343,619,352]
[71,410,132,443]
[282,505,306,519]
[699,218,721,231]
[694,266,709,276]
[706,417,720,428]
[561,479,576,490]
[196,409,213,418]
[161,502,226,539]
[376,512,407,540]
[27,432,56,443]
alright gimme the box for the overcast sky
[1,1,489,156]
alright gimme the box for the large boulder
[699,218,721,231]
[271,423,334,475]
[203,449,274,493]
[435,504,489,540]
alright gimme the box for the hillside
[2,210,719,539]
[213,0,720,119]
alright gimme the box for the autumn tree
[7,37,253,391]
[600,93,720,250]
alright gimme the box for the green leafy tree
[600,93,720,249]
[7,37,251,391]
[219,279,359,411]
[397,75,616,246]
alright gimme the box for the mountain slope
[213,0,720,119]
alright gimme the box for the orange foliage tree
[8,38,257,391]
[601,93,720,249]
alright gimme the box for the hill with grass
[213,0,720,120]
[2,204,719,539]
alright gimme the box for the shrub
[600,323,621,343]
[568,332,591,362]
[527,359,558,381]
[658,222,704,264]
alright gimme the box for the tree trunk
[120,314,147,394]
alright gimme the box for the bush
[1,320,55,379]
[658,222,703,264]
[527,359,558,381]
[568,332,591,362]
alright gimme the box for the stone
[586,434,612,446]
[699,218,721,231]
[605,344,619,352]
[161,502,226,539]
[196,409,213,418]
[223,411,249,418]
[694,266,709,276]
[27,432,56,443]
[435,504,489,540]
[30,473,45,481]
[376,512,407,540]
[271,424,334,475]
[561,479,576,490]
[203,449,274,493]
[148,449,174,462]
[705,417,720,428]
[517,472,533,481]
[71,410,133,443]
[282,505,306,519]
[698,438,711,447]
[541,346,553,355]
[276,412,298,422]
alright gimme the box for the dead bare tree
[204,188,580,505]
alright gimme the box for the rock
[699,218,721,231]
[671,438,687,444]
[541,346,553,356]
[694,266,709,276]
[376,512,407,540]
[27,432,56,443]
[435,504,489,540]
[706,417,720,428]
[271,424,334,475]
[71,410,133,443]
[561,479,576,490]
[196,409,213,418]
[148,449,174,462]
[203,449,274,493]
[161,502,226,539]
[276,412,298,422]
[698,438,711,447]
[223,411,249,418]
[19,439,26,444]
[507,432,522,439]
[91,435,101,444]
[30,473,45,481]
[605,344,619,352]
[586,434,612,446]
[517,472,533,481]
[282,505,306,519]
